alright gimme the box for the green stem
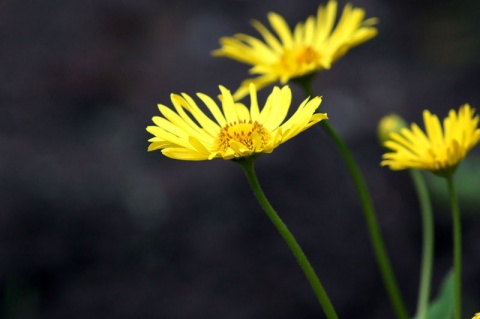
[294,78,408,319]
[320,121,408,319]
[446,174,462,319]
[237,156,339,319]
[409,170,434,319]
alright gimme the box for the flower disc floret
[147,84,327,161]
[212,0,378,100]
[214,120,271,153]
[381,104,480,175]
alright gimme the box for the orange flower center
[214,120,271,152]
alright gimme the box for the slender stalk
[446,174,462,319]
[237,156,339,319]
[293,78,408,319]
[320,121,408,319]
[409,170,434,319]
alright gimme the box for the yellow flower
[147,84,327,161]
[381,104,480,176]
[377,114,407,145]
[472,313,480,319]
[212,0,378,100]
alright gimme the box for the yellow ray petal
[251,19,283,54]
[219,86,238,124]
[268,12,293,48]
[162,148,210,161]
[196,92,227,127]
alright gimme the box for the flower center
[280,46,320,72]
[214,120,271,153]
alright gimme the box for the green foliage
[426,271,455,319]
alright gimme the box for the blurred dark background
[1,0,480,318]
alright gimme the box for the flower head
[212,0,378,100]
[147,84,327,161]
[377,114,407,145]
[381,104,480,176]
[472,313,480,319]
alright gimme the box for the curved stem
[409,170,434,319]
[237,157,339,319]
[320,121,408,319]
[295,78,408,319]
[446,174,462,319]
[292,72,316,97]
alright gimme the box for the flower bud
[377,114,407,145]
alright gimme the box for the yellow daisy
[381,104,480,175]
[147,84,327,161]
[212,0,378,100]
[472,313,480,319]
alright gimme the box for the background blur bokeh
[1,0,480,318]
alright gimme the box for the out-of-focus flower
[472,313,480,319]
[377,114,408,145]
[212,0,378,100]
[147,84,327,161]
[381,104,480,176]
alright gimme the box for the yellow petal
[219,86,238,124]
[268,12,293,48]
[251,19,283,54]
